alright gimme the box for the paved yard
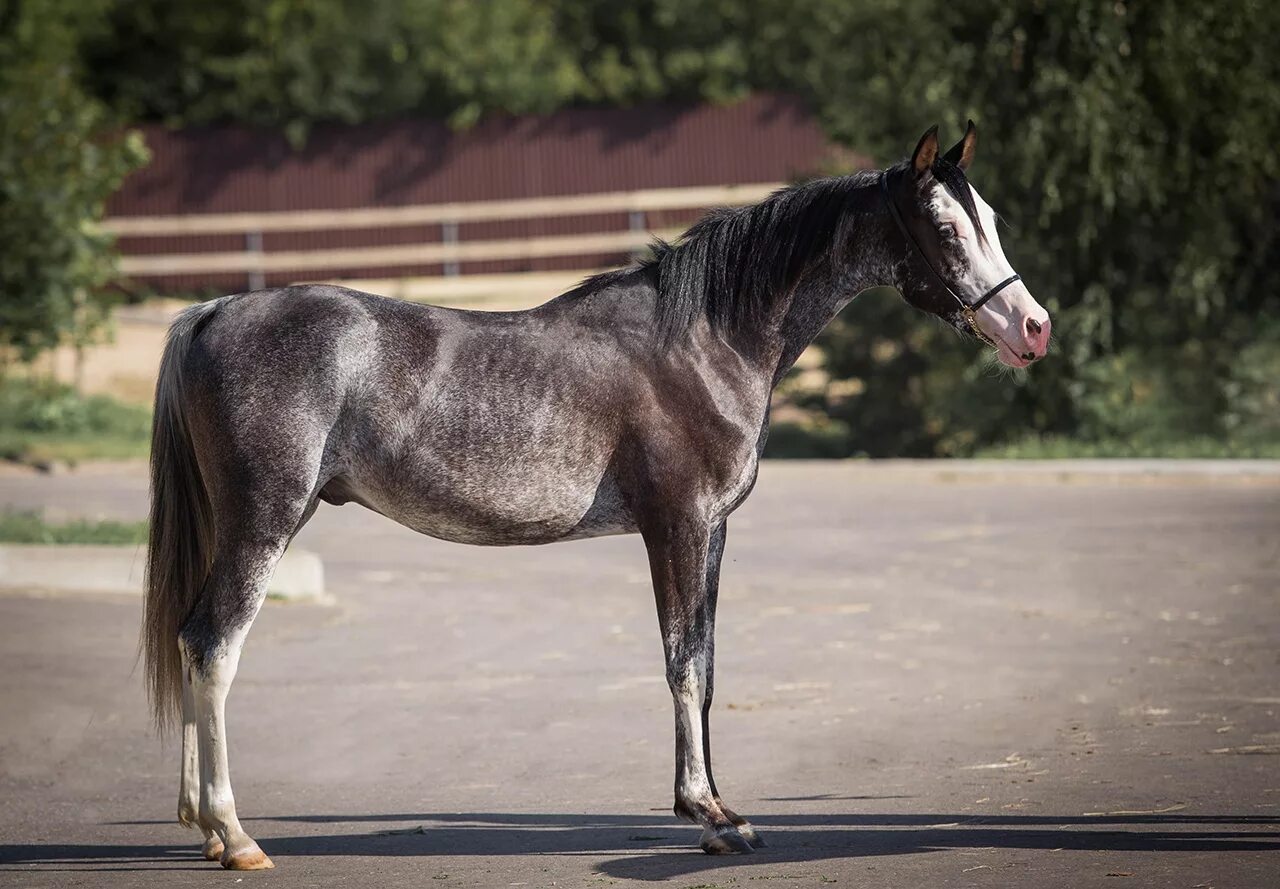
[0,463,1278,888]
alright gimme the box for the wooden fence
[106,183,783,290]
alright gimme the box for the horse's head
[883,123,1051,368]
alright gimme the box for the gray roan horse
[142,124,1051,869]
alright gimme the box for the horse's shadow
[3,811,1278,878]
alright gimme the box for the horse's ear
[943,120,977,171]
[911,125,940,179]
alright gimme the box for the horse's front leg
[701,521,764,849]
[643,517,754,855]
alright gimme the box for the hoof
[201,836,226,861]
[700,824,755,855]
[734,820,766,849]
[221,844,274,870]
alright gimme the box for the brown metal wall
[109,93,851,291]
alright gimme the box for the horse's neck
[766,212,898,386]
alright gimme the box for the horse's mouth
[957,316,1036,368]
[995,341,1034,369]
[979,323,1039,368]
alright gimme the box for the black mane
[642,170,882,343]
[572,160,985,344]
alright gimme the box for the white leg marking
[671,646,752,853]
[179,649,224,860]
[672,656,715,812]
[193,619,273,870]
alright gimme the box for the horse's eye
[939,223,958,241]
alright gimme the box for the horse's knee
[179,539,288,666]
[177,608,223,676]
[179,608,255,685]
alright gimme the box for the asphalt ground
[1,462,1278,888]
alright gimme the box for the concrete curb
[0,544,326,601]
[780,458,1280,485]
[864,458,1280,477]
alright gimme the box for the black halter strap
[880,171,1020,345]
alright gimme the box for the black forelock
[930,158,987,244]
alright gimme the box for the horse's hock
[0,544,326,601]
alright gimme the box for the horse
[141,123,1051,869]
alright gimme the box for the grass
[0,510,148,545]
[0,376,150,467]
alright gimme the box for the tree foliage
[0,0,147,361]
[770,0,1280,454]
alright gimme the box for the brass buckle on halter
[962,306,998,349]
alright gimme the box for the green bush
[0,0,148,359]
[797,290,1280,459]
[0,376,151,465]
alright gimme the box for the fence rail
[117,228,689,277]
[104,183,782,238]
[108,182,786,290]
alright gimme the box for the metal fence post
[442,220,460,277]
[245,230,265,291]
[629,210,647,260]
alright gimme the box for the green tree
[792,0,1280,454]
[85,0,589,142]
[0,0,147,362]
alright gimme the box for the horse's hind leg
[178,665,224,860]
[181,486,312,870]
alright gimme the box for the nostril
[1026,317,1042,336]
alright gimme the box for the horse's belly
[389,502,593,546]
[340,459,633,546]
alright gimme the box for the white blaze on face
[928,182,1051,368]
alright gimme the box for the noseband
[880,171,1020,349]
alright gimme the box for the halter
[880,171,1020,349]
